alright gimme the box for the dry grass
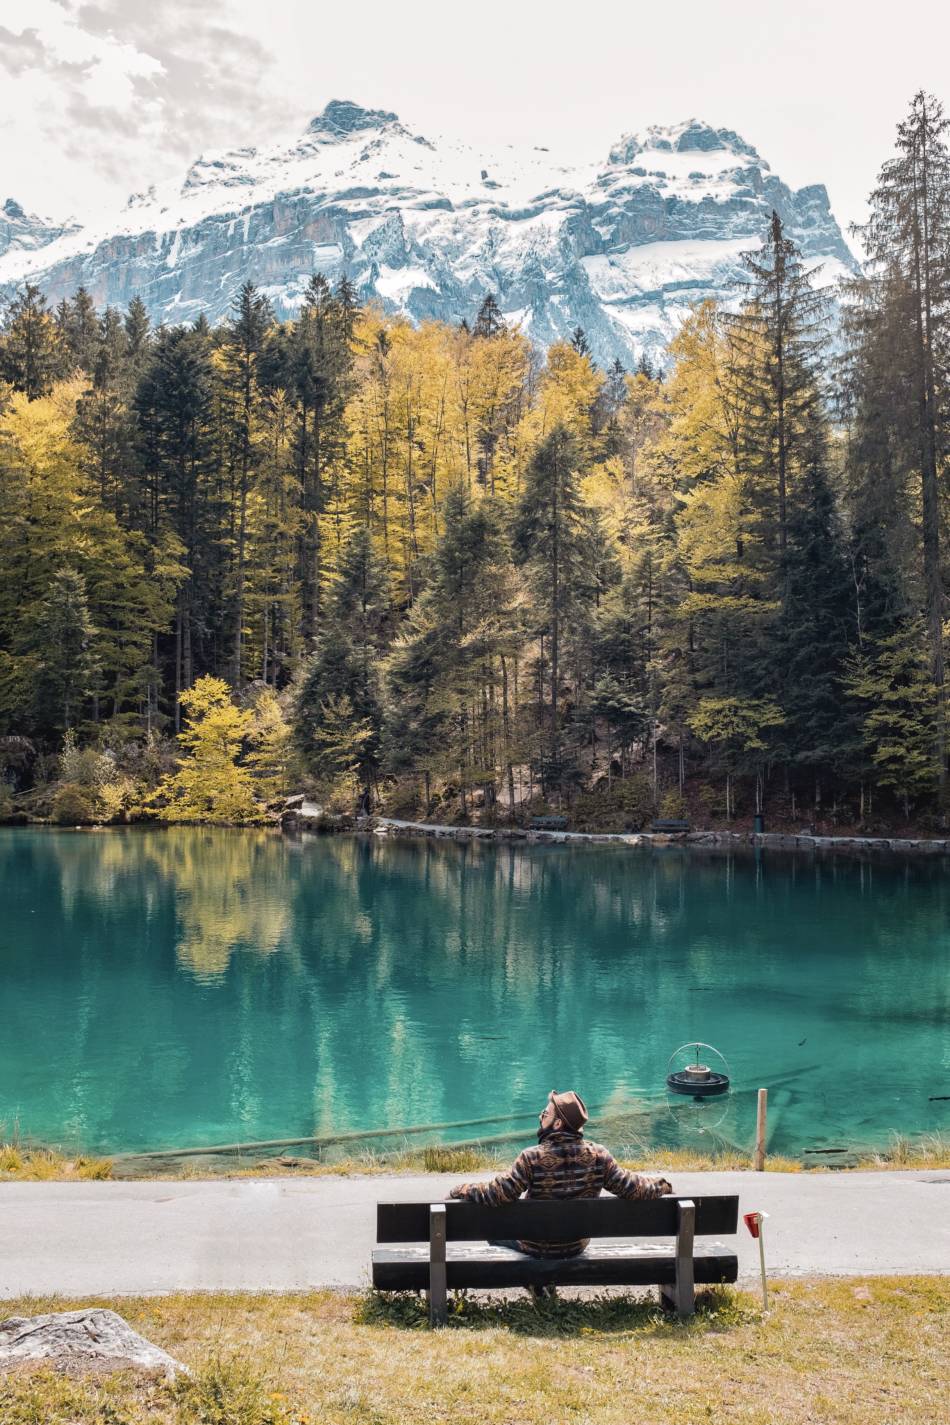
[3,1133,947,1182]
[121,1134,949,1180]
[0,1278,946,1424]
[0,1142,112,1181]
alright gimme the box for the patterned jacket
[449,1130,668,1258]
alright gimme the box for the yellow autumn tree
[154,676,261,824]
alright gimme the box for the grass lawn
[1,1278,946,1424]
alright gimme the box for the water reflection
[0,827,948,1156]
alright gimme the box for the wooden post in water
[754,1088,768,1171]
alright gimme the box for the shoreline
[7,815,950,856]
[331,814,950,857]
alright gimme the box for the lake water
[1,827,948,1159]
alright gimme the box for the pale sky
[1,0,947,243]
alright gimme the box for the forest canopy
[1,93,949,833]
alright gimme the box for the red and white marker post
[743,1210,770,1310]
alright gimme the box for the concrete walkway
[1,1170,947,1298]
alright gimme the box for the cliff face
[0,102,856,365]
[0,198,78,261]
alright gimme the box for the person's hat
[549,1090,588,1132]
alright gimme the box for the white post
[754,1088,768,1171]
[757,1214,769,1311]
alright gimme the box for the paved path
[1,1171,947,1298]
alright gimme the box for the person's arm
[601,1149,672,1199]
[449,1149,533,1205]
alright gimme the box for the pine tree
[473,293,505,339]
[385,486,522,810]
[844,622,940,817]
[123,297,151,376]
[514,427,598,793]
[775,417,856,805]
[291,274,357,642]
[0,284,66,399]
[729,211,827,558]
[57,287,99,374]
[221,282,272,685]
[31,567,97,735]
[133,324,220,723]
[295,525,389,792]
[848,92,950,782]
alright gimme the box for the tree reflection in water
[0,827,947,1157]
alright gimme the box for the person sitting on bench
[449,1089,673,1260]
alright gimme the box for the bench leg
[429,1204,448,1328]
[672,1198,696,1318]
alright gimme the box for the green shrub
[59,730,113,790]
[660,789,689,820]
[572,773,655,831]
[51,782,99,825]
[697,782,722,819]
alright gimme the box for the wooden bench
[649,819,691,834]
[528,816,568,831]
[372,1195,739,1326]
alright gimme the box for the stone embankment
[280,798,950,855]
[365,816,950,856]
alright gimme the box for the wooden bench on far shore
[527,816,569,831]
[372,1195,739,1326]
[649,819,692,835]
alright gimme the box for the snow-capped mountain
[0,198,78,261]
[0,101,856,366]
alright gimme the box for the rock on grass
[0,1308,186,1379]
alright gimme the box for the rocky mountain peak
[0,106,857,368]
[608,119,761,167]
[0,197,78,260]
[307,100,401,138]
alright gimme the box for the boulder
[0,1309,186,1379]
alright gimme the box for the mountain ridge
[0,101,857,366]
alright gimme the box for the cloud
[71,1,292,155]
[0,27,52,77]
[0,0,294,221]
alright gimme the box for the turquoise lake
[1,826,948,1159]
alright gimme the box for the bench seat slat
[372,1242,739,1291]
[376,1195,738,1242]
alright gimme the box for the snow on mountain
[0,101,857,366]
[0,198,79,261]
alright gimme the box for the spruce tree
[473,294,505,338]
[295,525,390,792]
[775,417,855,806]
[513,427,598,793]
[222,282,272,685]
[0,284,66,399]
[31,567,97,735]
[729,211,827,558]
[848,92,950,783]
[133,325,219,723]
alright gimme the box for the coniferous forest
[1,94,949,833]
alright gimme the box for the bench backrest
[377,1195,738,1242]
